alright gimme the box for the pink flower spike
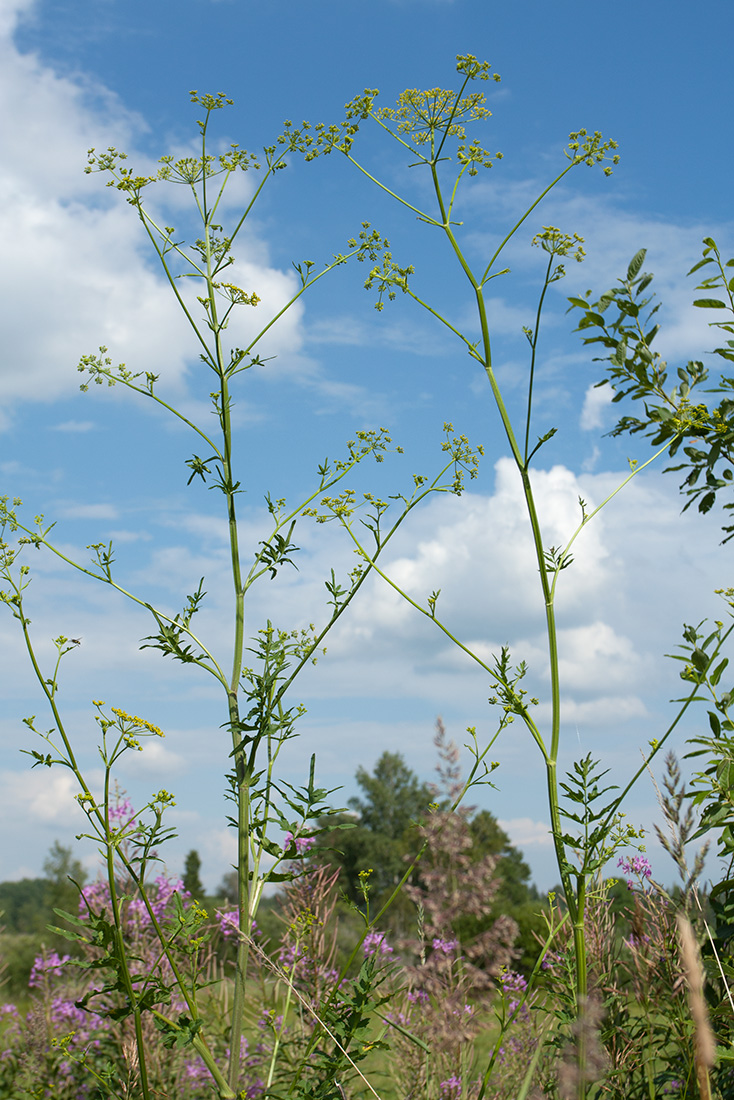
[283,832,316,855]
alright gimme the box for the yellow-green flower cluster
[532,226,586,263]
[110,706,164,738]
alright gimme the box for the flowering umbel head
[334,54,502,173]
[532,226,586,263]
[565,129,620,176]
[370,56,502,171]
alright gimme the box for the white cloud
[0,766,81,826]
[57,502,119,520]
[116,737,187,778]
[336,457,612,646]
[535,693,649,729]
[107,529,152,544]
[543,621,650,696]
[0,455,726,886]
[498,817,553,848]
[163,511,231,545]
[307,314,447,357]
[462,174,733,375]
[0,0,33,37]
[0,4,329,426]
[53,420,95,433]
[484,296,544,337]
[580,383,613,430]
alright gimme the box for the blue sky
[0,0,732,893]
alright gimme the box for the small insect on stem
[70,638,82,646]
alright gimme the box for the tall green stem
[202,209,250,1089]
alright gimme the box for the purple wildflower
[363,931,393,958]
[283,832,315,855]
[541,950,561,971]
[216,907,240,939]
[617,854,652,889]
[500,969,530,1020]
[107,796,136,828]
[28,952,70,988]
[407,989,430,1004]
[432,937,458,955]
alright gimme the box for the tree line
[1,744,545,993]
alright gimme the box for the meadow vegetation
[1,53,734,1099]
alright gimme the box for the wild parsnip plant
[3,56,734,1100]
[298,52,734,1089]
[0,88,492,1099]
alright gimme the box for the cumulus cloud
[57,502,119,520]
[498,818,553,848]
[335,457,613,646]
[460,174,733,403]
[0,2,321,428]
[53,420,95,433]
[580,382,614,430]
[0,16,185,412]
[116,737,187,778]
[0,452,726,886]
[0,764,83,830]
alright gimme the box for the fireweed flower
[107,796,136,828]
[80,879,111,915]
[28,952,71,988]
[79,871,190,936]
[540,950,562,971]
[625,929,651,949]
[127,873,189,927]
[215,908,260,940]
[407,989,430,1004]
[439,1075,462,1098]
[432,937,458,955]
[258,1010,285,1033]
[499,969,530,1021]
[283,832,316,855]
[363,931,393,957]
[149,872,188,920]
[617,854,652,889]
[182,1040,266,1097]
[50,996,95,1032]
[216,907,241,939]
